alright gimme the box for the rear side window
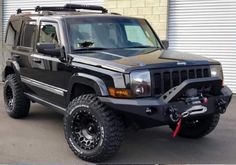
[19,21,36,48]
[5,20,22,46]
[5,23,16,46]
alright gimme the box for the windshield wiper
[73,47,109,51]
[78,41,94,47]
[123,46,161,49]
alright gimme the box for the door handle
[32,58,42,64]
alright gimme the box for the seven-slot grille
[152,66,210,95]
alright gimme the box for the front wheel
[169,114,220,139]
[64,94,125,162]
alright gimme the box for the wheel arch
[66,73,109,105]
[2,60,21,81]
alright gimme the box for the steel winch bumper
[99,77,232,124]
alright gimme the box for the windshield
[66,16,162,51]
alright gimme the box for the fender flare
[2,60,21,81]
[66,73,109,104]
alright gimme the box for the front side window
[66,17,161,51]
[39,22,59,46]
[19,21,36,48]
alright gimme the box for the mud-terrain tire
[3,74,30,118]
[169,114,220,139]
[64,94,125,162]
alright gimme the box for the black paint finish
[2,11,232,128]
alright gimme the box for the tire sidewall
[3,78,15,113]
[65,101,106,157]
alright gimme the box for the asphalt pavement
[0,84,236,164]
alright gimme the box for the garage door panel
[170,0,236,5]
[168,0,236,93]
[3,0,103,34]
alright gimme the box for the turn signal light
[108,88,133,98]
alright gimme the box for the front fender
[66,73,109,104]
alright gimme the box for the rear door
[11,20,37,88]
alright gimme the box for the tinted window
[124,24,153,46]
[66,17,161,51]
[5,23,16,46]
[6,20,22,46]
[39,22,59,46]
[19,21,36,48]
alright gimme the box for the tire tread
[4,74,30,118]
[64,94,124,162]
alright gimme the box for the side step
[24,93,66,114]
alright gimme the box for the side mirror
[161,40,169,49]
[36,43,62,57]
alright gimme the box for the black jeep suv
[2,4,232,162]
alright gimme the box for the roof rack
[35,6,76,12]
[17,3,108,14]
[64,4,108,13]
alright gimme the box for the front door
[23,21,67,108]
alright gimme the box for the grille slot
[153,66,210,95]
[163,72,171,92]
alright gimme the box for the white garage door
[3,0,104,34]
[168,0,236,93]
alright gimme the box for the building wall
[0,0,3,80]
[104,0,168,40]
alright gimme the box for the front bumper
[99,77,232,125]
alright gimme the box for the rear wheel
[169,114,220,138]
[64,94,125,162]
[3,74,30,118]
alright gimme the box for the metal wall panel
[0,0,3,79]
[168,0,236,93]
[3,0,103,33]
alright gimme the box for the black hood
[70,48,219,73]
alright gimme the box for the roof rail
[17,7,70,14]
[110,12,121,15]
[17,8,35,14]
[17,4,108,14]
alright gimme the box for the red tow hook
[172,117,182,138]
[172,111,189,138]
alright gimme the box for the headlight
[210,65,223,80]
[130,70,151,97]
